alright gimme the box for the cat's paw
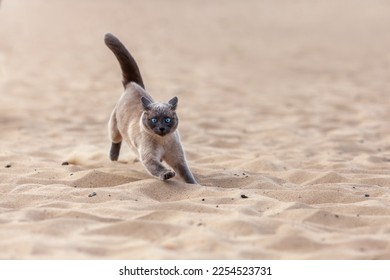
[160,170,176,181]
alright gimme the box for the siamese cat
[104,33,197,184]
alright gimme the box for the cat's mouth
[156,131,168,137]
[155,129,169,137]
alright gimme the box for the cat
[104,33,197,184]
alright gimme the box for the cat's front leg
[176,162,197,184]
[164,153,197,184]
[142,156,176,181]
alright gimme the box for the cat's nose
[159,127,166,132]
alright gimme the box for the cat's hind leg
[110,142,122,161]
[108,108,122,161]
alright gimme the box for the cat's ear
[168,96,178,110]
[141,96,152,110]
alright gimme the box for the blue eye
[165,118,171,123]
[151,118,157,123]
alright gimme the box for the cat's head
[140,96,179,137]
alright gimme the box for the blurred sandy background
[0,0,390,259]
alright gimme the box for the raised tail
[104,33,145,89]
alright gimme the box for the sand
[1,0,390,259]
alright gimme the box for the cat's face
[141,97,179,137]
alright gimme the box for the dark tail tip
[104,33,117,47]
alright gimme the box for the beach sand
[0,0,390,259]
